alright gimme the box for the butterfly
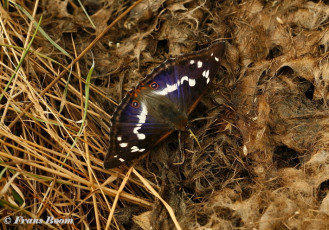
[104,41,226,169]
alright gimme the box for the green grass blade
[9,0,73,59]
[76,0,96,28]
[0,16,42,103]
[71,57,94,149]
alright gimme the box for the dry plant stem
[132,168,182,230]
[84,74,102,228]
[105,166,134,229]
[0,12,27,122]
[188,128,202,149]
[23,0,39,48]
[70,33,101,229]
[0,172,20,199]
[0,145,152,207]
[4,0,144,132]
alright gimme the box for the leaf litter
[1,0,329,229]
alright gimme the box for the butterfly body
[104,41,226,169]
[136,87,188,130]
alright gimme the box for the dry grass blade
[2,0,329,229]
[0,15,42,102]
[76,0,96,29]
[4,0,144,132]
[9,0,73,58]
[0,0,151,228]
[132,168,182,230]
[105,166,133,229]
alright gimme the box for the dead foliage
[1,0,329,229]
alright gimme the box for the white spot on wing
[180,76,196,87]
[156,74,198,96]
[211,53,213,56]
[133,126,146,140]
[119,142,128,148]
[181,76,188,83]
[114,155,118,158]
[188,78,196,86]
[119,158,125,162]
[190,60,195,64]
[132,103,147,140]
[202,69,210,84]
[197,61,203,68]
[117,136,122,141]
[131,146,146,153]
[155,83,179,96]
[137,103,147,124]
[137,133,146,140]
[167,84,178,92]
[215,57,219,62]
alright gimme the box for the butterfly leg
[173,131,185,165]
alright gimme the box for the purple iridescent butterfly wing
[104,42,226,169]
[105,95,172,168]
[141,42,226,115]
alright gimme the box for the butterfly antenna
[188,128,202,149]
